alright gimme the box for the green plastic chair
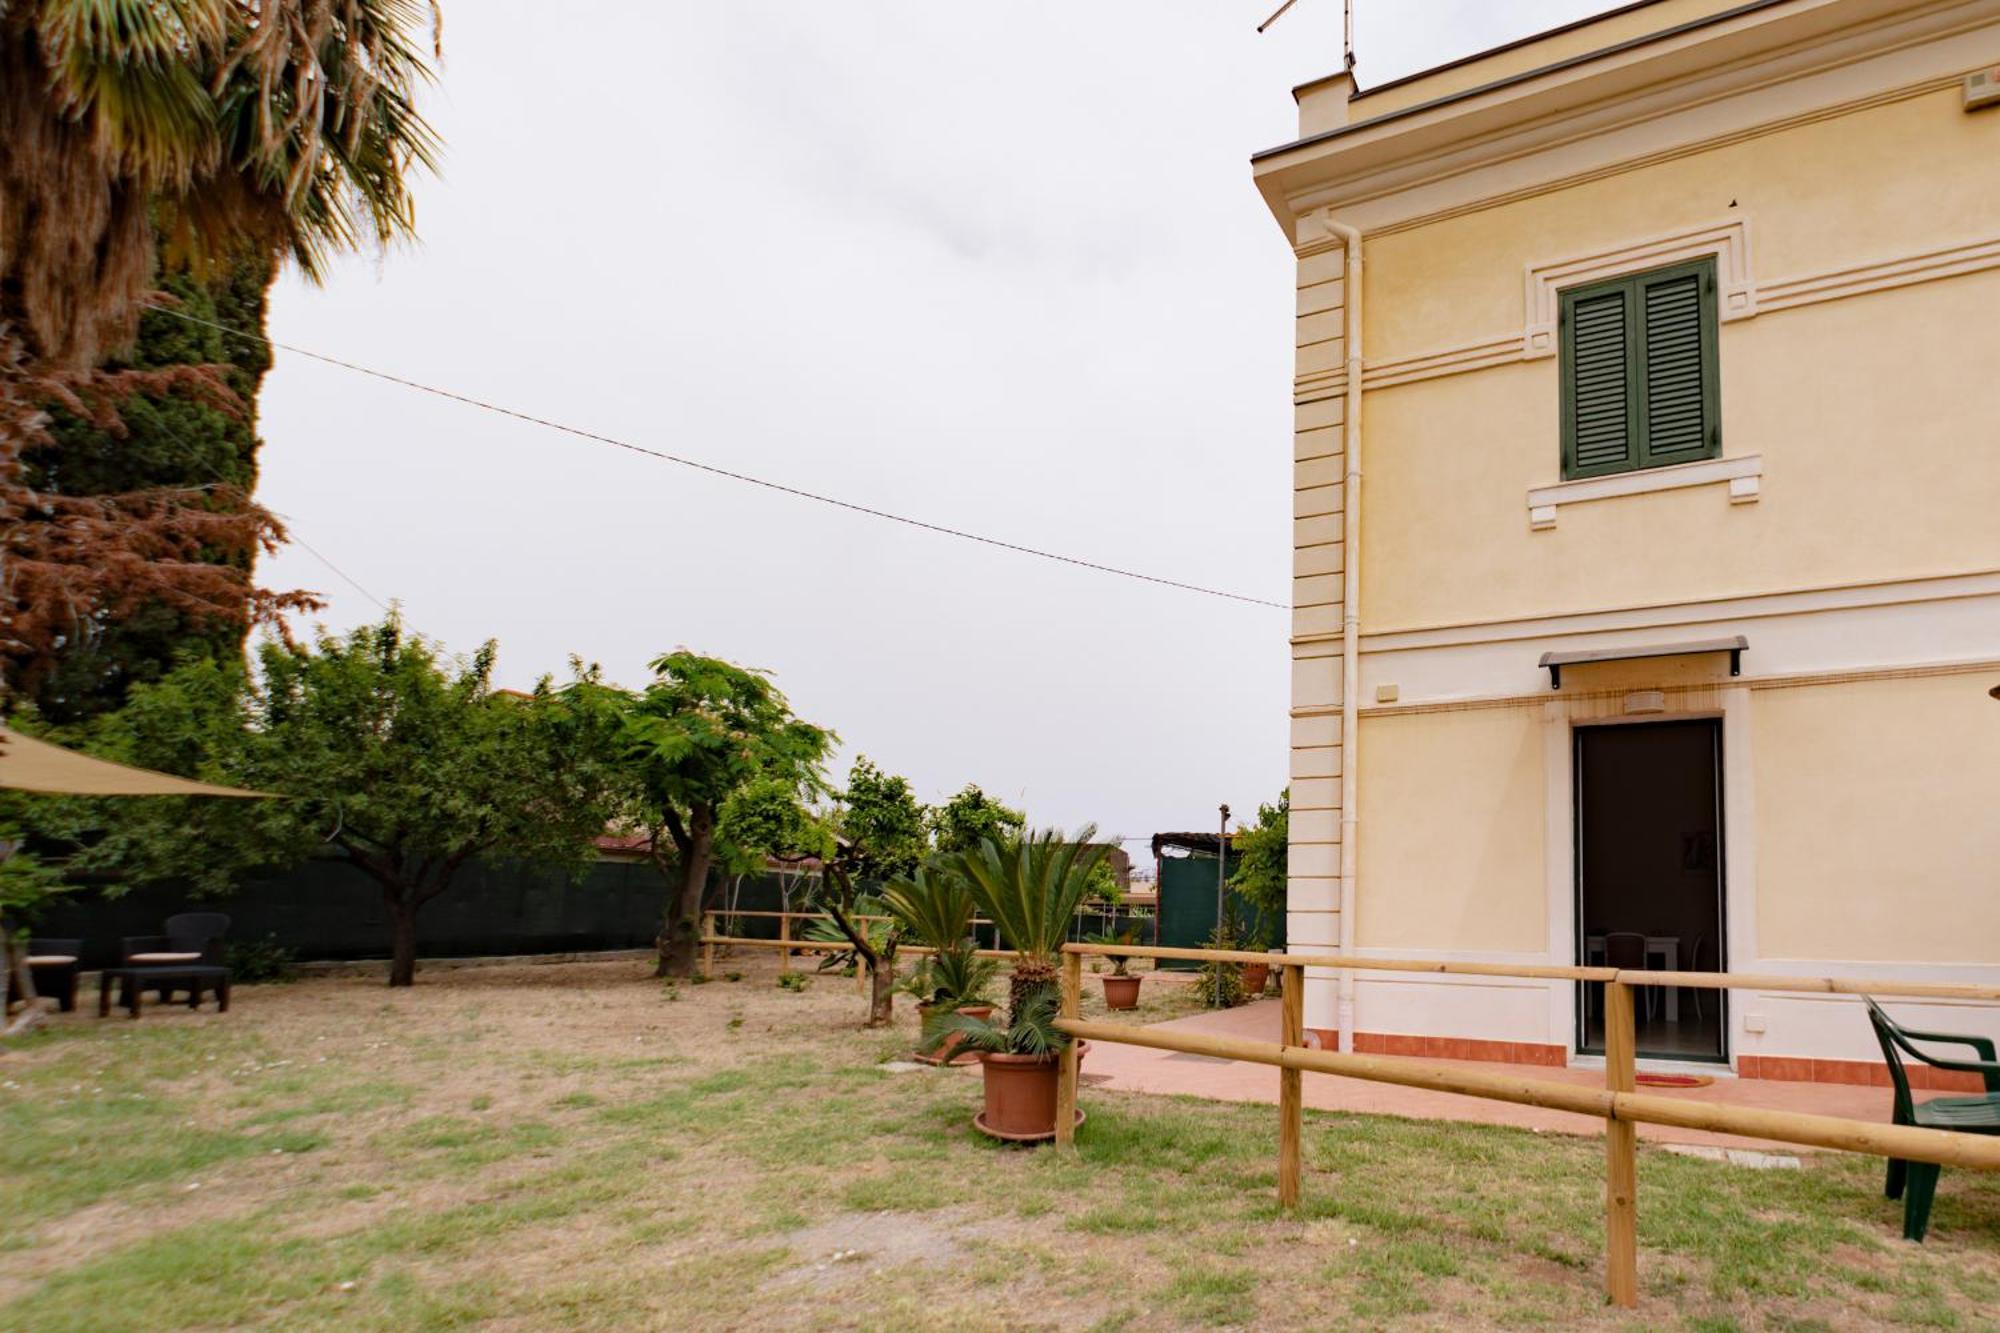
[1863,996,2000,1241]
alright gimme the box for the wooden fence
[1051,942,2000,1309]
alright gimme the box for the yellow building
[1254,0,2000,1080]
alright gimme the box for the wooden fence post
[700,913,716,978]
[779,914,793,974]
[1056,950,1082,1151]
[1603,979,1639,1309]
[1279,962,1304,1209]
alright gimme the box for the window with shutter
[1559,258,1719,480]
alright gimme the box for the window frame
[1558,257,1721,482]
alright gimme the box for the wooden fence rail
[1053,942,2000,1309]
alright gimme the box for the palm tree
[950,827,1107,1026]
[0,0,443,367]
[0,1,442,702]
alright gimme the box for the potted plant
[1086,928,1142,1009]
[924,827,1106,1141]
[899,942,998,1065]
[1240,915,1273,997]
[1229,790,1288,1000]
[881,866,996,1065]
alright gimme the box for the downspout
[1320,210,1363,1054]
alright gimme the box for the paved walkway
[1081,1000,1904,1152]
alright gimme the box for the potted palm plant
[899,943,998,1065]
[926,828,1106,1141]
[1086,928,1142,1009]
[881,866,996,1065]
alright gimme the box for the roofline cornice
[1250,0,1999,239]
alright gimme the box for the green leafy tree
[557,652,833,979]
[837,757,928,883]
[1230,789,1289,946]
[928,784,1024,856]
[37,614,616,986]
[775,759,934,1028]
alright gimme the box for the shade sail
[0,727,273,798]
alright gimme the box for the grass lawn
[4,954,1998,1331]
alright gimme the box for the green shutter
[1559,258,1720,480]
[1562,286,1636,476]
[1637,262,1719,467]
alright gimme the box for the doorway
[1574,718,1726,1061]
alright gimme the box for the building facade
[1255,0,2000,1080]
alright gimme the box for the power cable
[149,305,1288,611]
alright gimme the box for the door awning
[0,726,274,797]
[1538,636,1747,690]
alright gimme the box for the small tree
[39,615,615,985]
[1230,789,1289,947]
[929,783,1024,856]
[840,757,928,883]
[807,839,902,1027]
[794,757,931,1027]
[559,652,832,978]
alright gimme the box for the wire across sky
[152,305,1288,612]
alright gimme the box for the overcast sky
[255,0,1610,850]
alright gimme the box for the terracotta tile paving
[1081,1000,1927,1152]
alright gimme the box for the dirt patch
[771,1208,1005,1287]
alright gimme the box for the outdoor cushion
[26,955,78,966]
[128,952,201,964]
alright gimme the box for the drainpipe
[1320,210,1364,1054]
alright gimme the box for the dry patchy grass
[3,954,1998,1330]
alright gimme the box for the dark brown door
[1575,719,1725,1061]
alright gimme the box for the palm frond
[948,825,1104,965]
[878,864,974,952]
[920,985,1064,1057]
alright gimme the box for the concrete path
[1081,1000,1903,1152]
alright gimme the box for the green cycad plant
[925,827,1106,1057]
[883,865,995,1010]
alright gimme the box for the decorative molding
[1360,569,2000,653]
[1523,218,1756,359]
[1759,234,2000,310]
[1363,334,1526,390]
[1264,2,1997,236]
[1354,656,2000,719]
[1292,230,2000,402]
[1526,454,1762,530]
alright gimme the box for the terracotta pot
[1101,973,1142,1010]
[977,1051,1062,1139]
[1241,962,1271,995]
[916,1001,997,1066]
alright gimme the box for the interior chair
[1602,932,1658,1021]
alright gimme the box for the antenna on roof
[1256,0,1357,74]
[1254,0,1300,33]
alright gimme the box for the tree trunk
[387,897,420,988]
[1,916,44,1038]
[867,947,896,1028]
[658,812,714,978]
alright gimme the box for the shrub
[225,934,297,984]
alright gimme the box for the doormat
[1635,1072,1714,1088]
